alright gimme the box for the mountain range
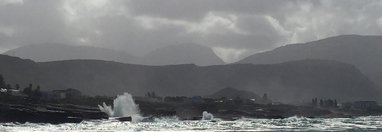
[3,44,140,64]
[1,34,382,103]
[0,54,378,103]
[238,35,382,88]
[3,43,224,66]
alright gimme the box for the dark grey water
[1,116,382,131]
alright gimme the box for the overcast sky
[1,0,382,62]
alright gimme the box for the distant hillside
[208,87,260,100]
[3,44,139,64]
[142,43,225,66]
[238,35,382,88]
[4,43,225,66]
[0,55,379,103]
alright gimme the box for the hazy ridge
[0,54,378,103]
[238,35,382,88]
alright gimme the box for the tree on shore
[0,74,5,89]
[6,84,12,89]
[22,84,33,96]
[334,99,338,107]
[313,98,338,108]
[15,84,20,90]
[312,98,318,106]
[151,92,156,98]
[33,86,42,97]
[146,91,158,98]
[262,93,268,101]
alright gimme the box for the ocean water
[1,116,382,131]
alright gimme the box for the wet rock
[0,103,108,124]
[116,117,132,122]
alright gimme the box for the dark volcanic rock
[116,117,132,122]
[0,103,108,124]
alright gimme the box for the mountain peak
[4,43,226,66]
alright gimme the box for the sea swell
[2,116,382,131]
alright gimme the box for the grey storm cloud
[1,0,382,62]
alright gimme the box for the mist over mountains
[0,54,379,103]
[141,44,225,66]
[4,44,140,64]
[3,43,224,66]
[1,35,382,103]
[238,35,382,88]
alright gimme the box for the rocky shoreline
[137,101,345,120]
[0,103,108,124]
[1,100,382,124]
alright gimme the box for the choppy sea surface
[1,116,382,131]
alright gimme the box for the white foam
[98,92,142,122]
[202,111,214,120]
[2,116,382,131]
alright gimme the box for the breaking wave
[2,116,382,131]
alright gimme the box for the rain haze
[2,1,382,131]
[1,0,382,63]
